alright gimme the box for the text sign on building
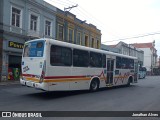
[8,41,24,49]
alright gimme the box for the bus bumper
[20,79,48,91]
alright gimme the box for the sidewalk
[0,80,20,86]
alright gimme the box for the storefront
[1,36,24,81]
[8,55,22,80]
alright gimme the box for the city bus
[138,66,147,79]
[20,38,138,91]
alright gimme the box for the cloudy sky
[45,0,160,56]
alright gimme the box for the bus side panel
[113,69,131,86]
[70,67,105,90]
[47,66,71,91]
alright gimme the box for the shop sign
[8,41,24,49]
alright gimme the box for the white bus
[20,38,138,91]
[138,66,147,79]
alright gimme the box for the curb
[0,81,20,86]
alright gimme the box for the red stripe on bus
[44,76,86,79]
[22,74,36,77]
[22,74,86,79]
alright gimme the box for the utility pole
[64,4,78,12]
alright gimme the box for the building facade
[56,9,101,49]
[132,41,158,74]
[101,44,120,53]
[0,0,101,81]
[108,41,144,66]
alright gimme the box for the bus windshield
[139,66,147,72]
[23,40,45,57]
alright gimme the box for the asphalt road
[0,76,160,120]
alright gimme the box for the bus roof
[26,38,138,60]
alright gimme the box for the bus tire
[126,77,132,87]
[143,75,146,78]
[90,79,99,92]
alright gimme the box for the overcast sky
[45,0,160,56]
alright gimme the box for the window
[50,45,72,66]
[76,32,81,45]
[23,41,44,57]
[85,35,89,47]
[128,59,134,69]
[73,49,89,67]
[90,52,102,67]
[11,7,21,27]
[58,24,64,40]
[97,40,100,49]
[91,38,94,48]
[116,56,122,69]
[121,58,128,69]
[45,20,51,36]
[30,14,38,31]
[102,54,106,68]
[122,58,134,69]
[68,28,74,43]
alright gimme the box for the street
[0,76,160,120]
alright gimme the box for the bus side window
[102,54,106,68]
[50,45,72,66]
[73,49,89,67]
[90,52,102,68]
[129,59,134,69]
[116,56,121,69]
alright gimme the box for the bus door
[106,59,114,85]
[134,61,138,82]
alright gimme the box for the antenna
[64,4,78,12]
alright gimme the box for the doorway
[106,59,114,85]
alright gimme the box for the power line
[46,0,160,44]
[102,32,160,43]
[48,0,122,39]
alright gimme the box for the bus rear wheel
[90,79,99,92]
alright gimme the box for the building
[158,56,160,67]
[108,41,144,66]
[0,0,101,81]
[56,9,101,48]
[0,0,57,81]
[101,44,120,53]
[132,41,158,74]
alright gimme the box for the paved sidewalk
[0,80,20,86]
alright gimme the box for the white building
[132,41,158,74]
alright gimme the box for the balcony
[27,30,41,38]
